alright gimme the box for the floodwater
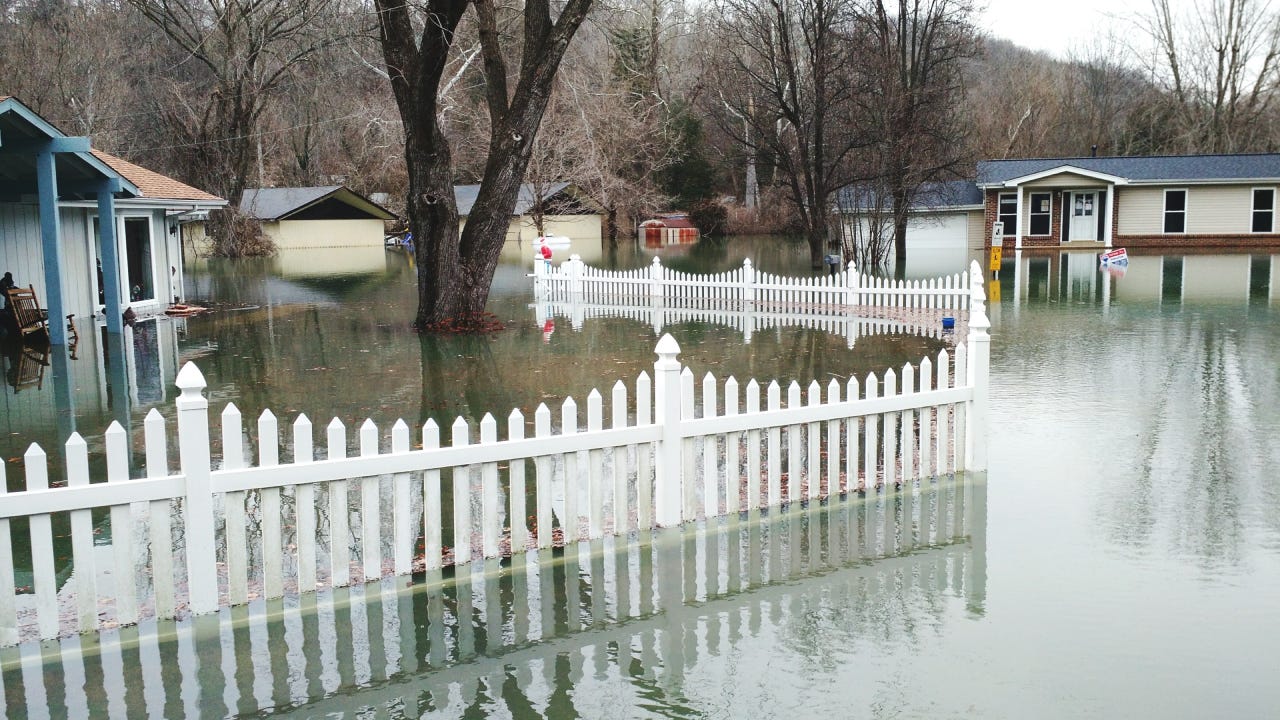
[2,239,1280,717]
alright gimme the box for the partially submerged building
[238,186,397,251]
[0,96,225,342]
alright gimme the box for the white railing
[534,255,974,312]
[0,262,990,645]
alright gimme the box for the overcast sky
[979,0,1153,59]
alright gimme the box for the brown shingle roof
[91,150,223,203]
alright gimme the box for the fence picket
[105,422,138,626]
[360,419,382,580]
[25,444,57,639]
[882,370,898,489]
[747,381,761,510]
[901,363,916,483]
[451,417,472,564]
[786,382,801,503]
[508,411,527,552]
[826,379,841,497]
[392,419,411,575]
[66,434,97,632]
[766,382,781,508]
[806,381,821,501]
[846,376,860,492]
[954,343,969,473]
[679,368,696,521]
[222,404,248,606]
[702,373,718,518]
[725,377,740,515]
[560,394,581,540]
[257,410,283,600]
[635,373,653,530]
[0,460,13,646]
[423,420,442,570]
[610,382,628,535]
[327,419,351,586]
[936,351,950,474]
[534,405,553,549]
[480,414,500,558]
[864,373,879,489]
[920,357,935,477]
[294,415,317,593]
[586,392,604,538]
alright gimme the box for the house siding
[966,210,986,250]
[269,218,386,250]
[0,203,45,302]
[1022,172,1110,189]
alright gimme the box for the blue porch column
[36,149,68,344]
[97,186,125,333]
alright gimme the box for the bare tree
[1139,0,1280,152]
[709,0,868,268]
[854,0,979,269]
[375,0,593,329]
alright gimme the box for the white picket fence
[534,255,974,311]
[0,261,990,645]
[533,295,963,347]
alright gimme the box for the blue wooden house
[0,95,225,343]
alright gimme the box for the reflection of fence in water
[0,477,987,717]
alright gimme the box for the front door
[1069,192,1099,241]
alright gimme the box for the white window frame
[997,192,1017,235]
[89,212,161,308]
[1251,187,1275,234]
[1028,192,1052,236]
[1163,188,1187,234]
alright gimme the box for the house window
[1029,192,1052,235]
[1253,188,1275,233]
[1164,189,1187,233]
[997,193,1017,236]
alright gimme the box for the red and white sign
[1099,248,1129,265]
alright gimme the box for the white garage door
[906,212,968,250]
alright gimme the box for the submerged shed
[239,186,397,250]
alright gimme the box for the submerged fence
[0,261,990,645]
[534,255,974,312]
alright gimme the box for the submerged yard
[2,239,1279,717]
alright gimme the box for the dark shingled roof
[837,180,984,211]
[241,186,395,221]
[977,154,1280,186]
[454,182,572,217]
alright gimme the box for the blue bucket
[942,316,955,330]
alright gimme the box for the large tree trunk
[892,182,910,271]
[376,0,591,331]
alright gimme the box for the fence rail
[0,261,990,646]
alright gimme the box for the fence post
[965,260,991,472]
[653,334,683,527]
[650,256,664,297]
[175,362,218,615]
[846,260,859,308]
[742,258,755,308]
[569,254,584,295]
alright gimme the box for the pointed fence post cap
[743,258,752,268]
[652,255,662,265]
[655,333,681,358]
[175,362,206,393]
